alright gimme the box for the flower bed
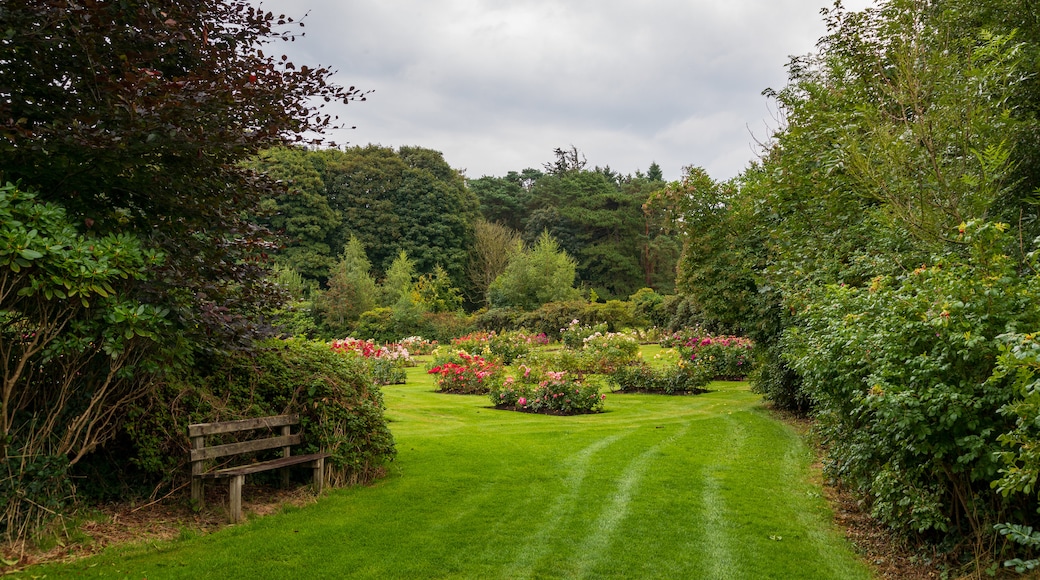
[677,334,754,380]
[330,337,412,385]
[607,362,708,395]
[490,368,605,415]
[400,336,438,356]
[427,350,504,394]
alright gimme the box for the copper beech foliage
[0,0,368,345]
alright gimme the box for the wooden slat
[199,453,331,479]
[188,414,299,437]
[190,434,302,462]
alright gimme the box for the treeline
[664,0,1040,568]
[251,145,679,340]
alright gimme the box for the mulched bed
[491,404,601,415]
[611,387,709,395]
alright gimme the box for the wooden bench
[188,414,330,523]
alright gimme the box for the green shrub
[490,370,605,414]
[782,222,1037,539]
[417,311,475,343]
[607,362,708,394]
[676,334,755,380]
[354,307,396,343]
[579,330,641,373]
[561,319,608,349]
[487,330,535,365]
[123,338,397,490]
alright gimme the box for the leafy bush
[354,307,396,343]
[490,371,605,414]
[416,311,475,343]
[487,330,536,365]
[561,319,608,349]
[607,362,709,394]
[0,184,174,541]
[122,338,397,492]
[427,351,504,394]
[677,334,755,380]
[782,222,1037,539]
[578,330,641,373]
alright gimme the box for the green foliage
[318,237,378,336]
[474,152,674,300]
[783,222,1036,538]
[995,523,1040,573]
[412,265,463,313]
[380,251,416,307]
[487,231,581,310]
[0,184,177,541]
[466,219,523,308]
[323,146,479,286]
[245,147,342,280]
[354,307,396,343]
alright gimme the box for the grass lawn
[29,351,872,579]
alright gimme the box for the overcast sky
[255,0,875,182]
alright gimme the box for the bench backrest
[188,414,302,463]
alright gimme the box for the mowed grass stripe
[31,360,872,579]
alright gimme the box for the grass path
[33,360,872,579]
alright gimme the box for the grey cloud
[255,0,875,180]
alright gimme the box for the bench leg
[229,475,244,523]
[191,478,204,509]
[313,457,324,494]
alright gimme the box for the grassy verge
[27,353,871,579]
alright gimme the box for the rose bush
[427,350,504,394]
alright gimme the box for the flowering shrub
[607,362,708,394]
[579,331,640,373]
[677,334,754,380]
[487,330,539,364]
[427,350,504,394]
[560,319,608,349]
[400,336,438,356]
[490,370,605,414]
[451,331,494,355]
[658,331,691,349]
[330,337,412,385]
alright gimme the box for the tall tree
[246,147,342,281]
[320,146,480,286]
[487,232,581,310]
[466,219,523,308]
[319,237,377,336]
[0,0,367,347]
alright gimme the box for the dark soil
[491,404,602,416]
[611,387,709,395]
